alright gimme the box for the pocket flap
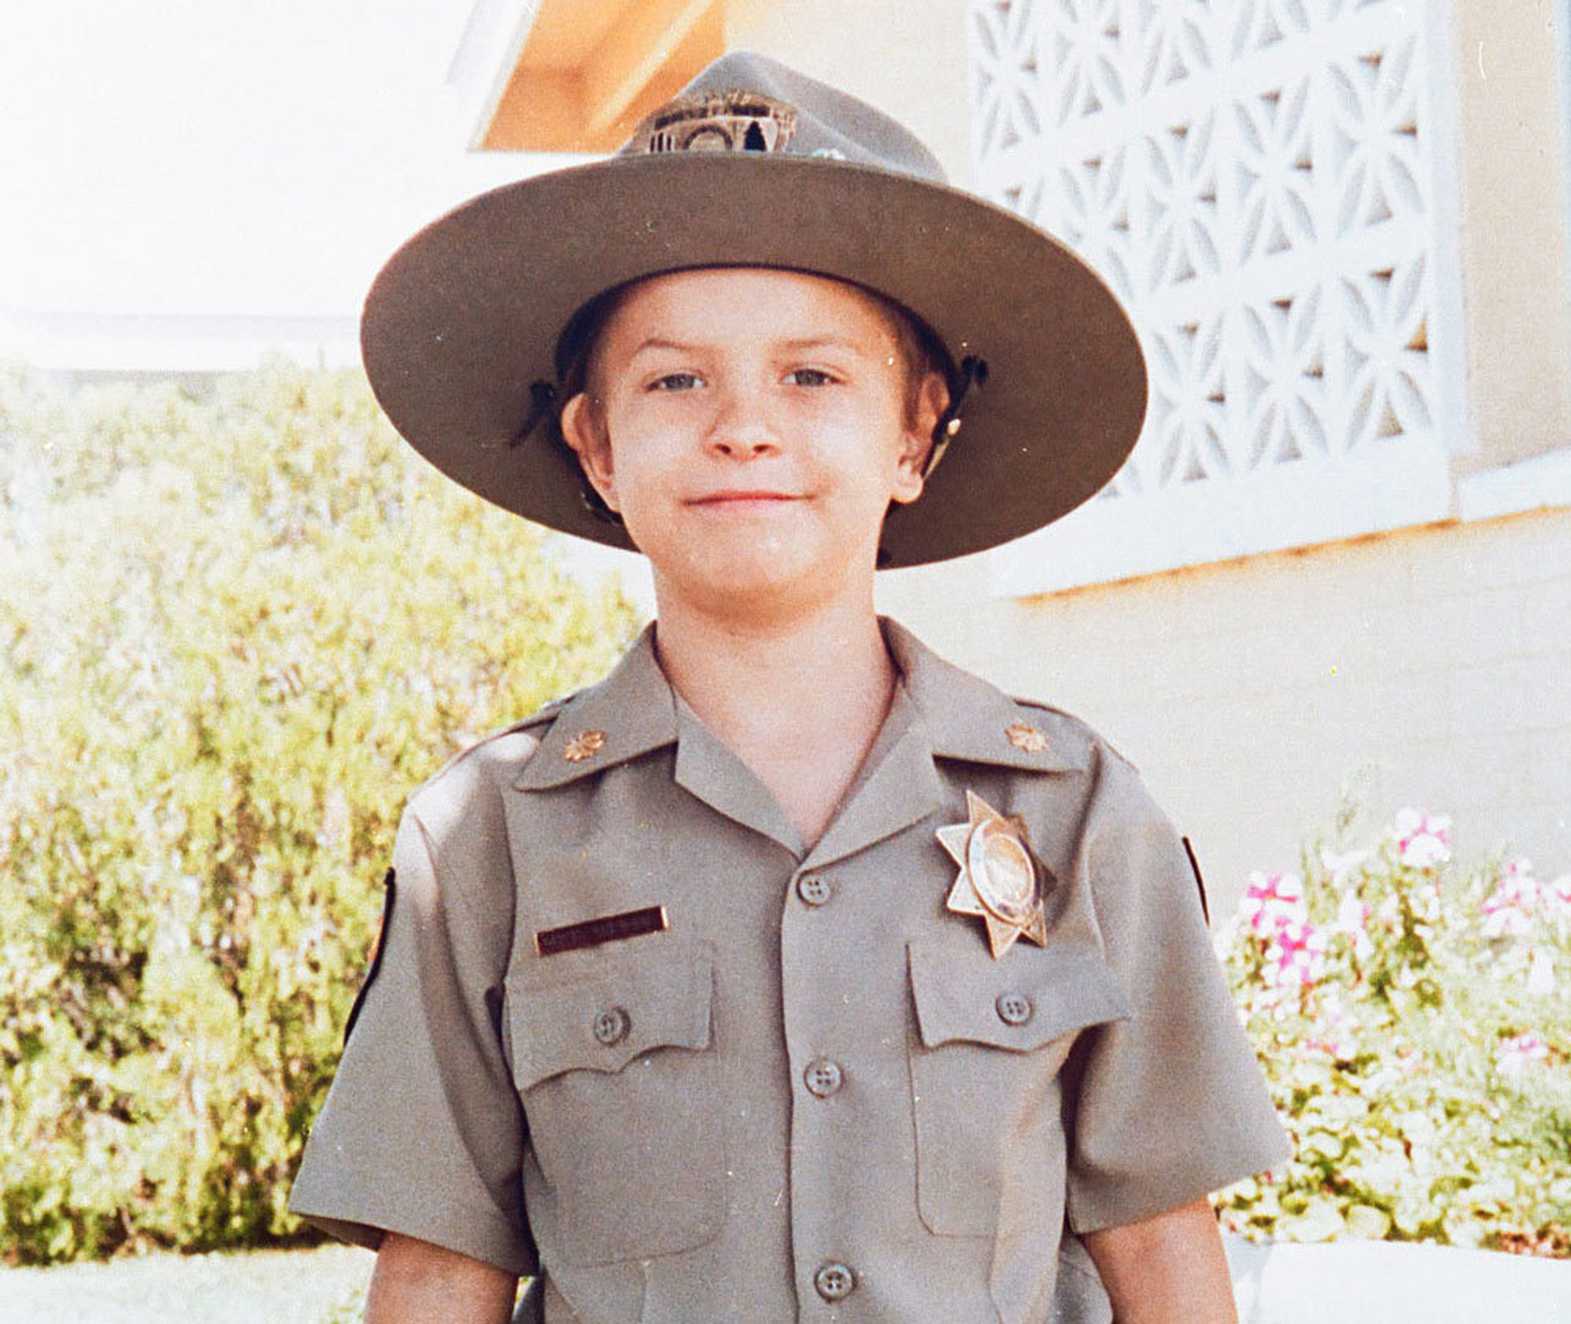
[509,942,713,1090]
[908,939,1131,1053]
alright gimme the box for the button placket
[797,873,833,907]
[803,1057,843,1098]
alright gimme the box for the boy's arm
[1081,1198,1236,1323]
[366,1232,520,1324]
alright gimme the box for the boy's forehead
[601,266,899,346]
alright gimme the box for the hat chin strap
[509,380,560,449]
[923,355,989,480]
[509,378,627,528]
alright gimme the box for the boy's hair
[549,270,954,526]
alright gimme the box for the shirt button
[814,1262,855,1301]
[803,1058,844,1098]
[995,992,1033,1026]
[593,1006,630,1045]
[797,874,832,906]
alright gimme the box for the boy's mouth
[687,490,803,507]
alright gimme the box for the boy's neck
[650,593,899,849]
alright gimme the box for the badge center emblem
[937,791,1049,958]
[968,822,1035,923]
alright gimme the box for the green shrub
[1215,808,1571,1256]
[0,363,639,1264]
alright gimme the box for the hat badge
[632,90,799,156]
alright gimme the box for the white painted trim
[1421,0,1477,461]
[1456,446,1571,521]
[1554,0,1571,327]
[448,0,545,151]
[3,310,361,373]
[988,437,1455,598]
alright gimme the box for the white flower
[1321,847,1370,885]
[1528,946,1557,996]
[1336,891,1374,959]
[1392,808,1452,868]
[1483,861,1542,939]
[1498,1032,1549,1076]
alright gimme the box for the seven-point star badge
[937,790,1048,959]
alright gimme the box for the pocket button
[995,992,1033,1027]
[814,1262,856,1301]
[592,1006,631,1046]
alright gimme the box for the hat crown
[619,51,947,184]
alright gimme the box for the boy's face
[560,267,947,616]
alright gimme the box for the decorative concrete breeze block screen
[971,0,1462,595]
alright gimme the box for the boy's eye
[785,368,837,387]
[648,372,704,392]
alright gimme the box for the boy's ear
[559,392,621,512]
[891,369,950,506]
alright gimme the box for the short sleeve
[288,796,537,1275]
[1063,750,1291,1235]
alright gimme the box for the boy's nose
[704,396,780,459]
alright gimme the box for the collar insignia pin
[937,790,1048,959]
[1005,722,1049,753]
[563,729,607,763]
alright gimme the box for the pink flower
[1393,809,1452,868]
[1483,860,1541,939]
[1263,918,1327,987]
[1498,1032,1550,1076]
[1240,871,1307,933]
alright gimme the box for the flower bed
[1215,811,1571,1256]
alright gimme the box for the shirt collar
[512,616,1086,799]
[512,623,677,791]
[881,618,1087,775]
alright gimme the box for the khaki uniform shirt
[289,619,1289,1323]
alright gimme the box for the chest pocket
[507,939,724,1265]
[906,939,1131,1240]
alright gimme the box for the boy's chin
[648,546,870,616]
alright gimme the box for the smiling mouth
[687,490,803,507]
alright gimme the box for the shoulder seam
[420,697,572,790]
[1009,695,1137,772]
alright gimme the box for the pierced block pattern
[971,0,1448,503]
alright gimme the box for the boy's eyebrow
[628,334,874,358]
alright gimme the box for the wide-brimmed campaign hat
[360,51,1147,567]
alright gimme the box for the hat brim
[361,153,1147,568]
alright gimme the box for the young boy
[289,52,1290,1323]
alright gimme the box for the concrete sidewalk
[1224,1235,1571,1322]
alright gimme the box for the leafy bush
[0,363,639,1264]
[1215,808,1571,1256]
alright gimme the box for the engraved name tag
[535,905,669,956]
